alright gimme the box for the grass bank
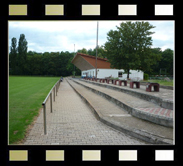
[9,76,60,144]
[146,79,173,86]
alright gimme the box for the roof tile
[73,53,111,69]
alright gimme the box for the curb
[81,79,173,110]
[67,78,173,145]
[73,79,173,128]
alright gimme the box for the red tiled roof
[72,53,111,69]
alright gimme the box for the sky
[8,21,174,53]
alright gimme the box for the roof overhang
[71,53,95,71]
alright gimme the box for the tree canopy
[149,48,173,75]
[9,37,18,74]
[104,21,162,78]
[78,46,106,58]
[17,34,28,75]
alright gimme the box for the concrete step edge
[67,78,173,145]
[73,79,173,128]
[81,79,173,110]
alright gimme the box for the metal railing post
[53,87,55,101]
[41,78,61,135]
[50,92,52,113]
[56,84,57,96]
[43,104,47,135]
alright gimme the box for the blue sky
[9,21,174,53]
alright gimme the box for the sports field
[9,76,60,144]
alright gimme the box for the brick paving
[137,108,172,118]
[23,79,148,145]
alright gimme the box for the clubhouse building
[71,53,143,80]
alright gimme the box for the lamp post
[74,44,75,77]
[95,21,99,78]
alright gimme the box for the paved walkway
[23,79,147,145]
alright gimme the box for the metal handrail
[42,80,59,105]
[42,79,61,135]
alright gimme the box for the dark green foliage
[9,37,18,75]
[78,46,106,58]
[17,34,28,75]
[104,21,161,78]
[144,73,149,80]
[159,49,173,75]
[77,48,88,54]
[23,51,80,76]
[146,48,173,75]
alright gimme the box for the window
[118,72,122,77]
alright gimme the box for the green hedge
[144,73,149,80]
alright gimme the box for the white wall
[82,69,144,80]
[82,69,95,77]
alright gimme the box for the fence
[149,75,173,80]
[42,79,61,135]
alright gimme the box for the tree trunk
[127,69,130,79]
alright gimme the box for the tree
[90,46,106,58]
[146,48,173,75]
[42,52,50,75]
[59,51,74,76]
[17,34,28,75]
[77,48,88,54]
[148,48,162,75]
[9,37,17,74]
[104,21,161,79]
[86,46,106,58]
[159,49,173,75]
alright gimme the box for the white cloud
[152,28,174,41]
[150,21,174,41]
[9,21,174,53]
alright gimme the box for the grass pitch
[9,76,60,144]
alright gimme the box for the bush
[144,73,149,80]
[111,77,119,80]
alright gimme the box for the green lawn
[9,76,60,144]
[147,79,174,86]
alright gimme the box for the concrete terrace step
[81,79,173,110]
[72,78,173,128]
[67,78,173,144]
